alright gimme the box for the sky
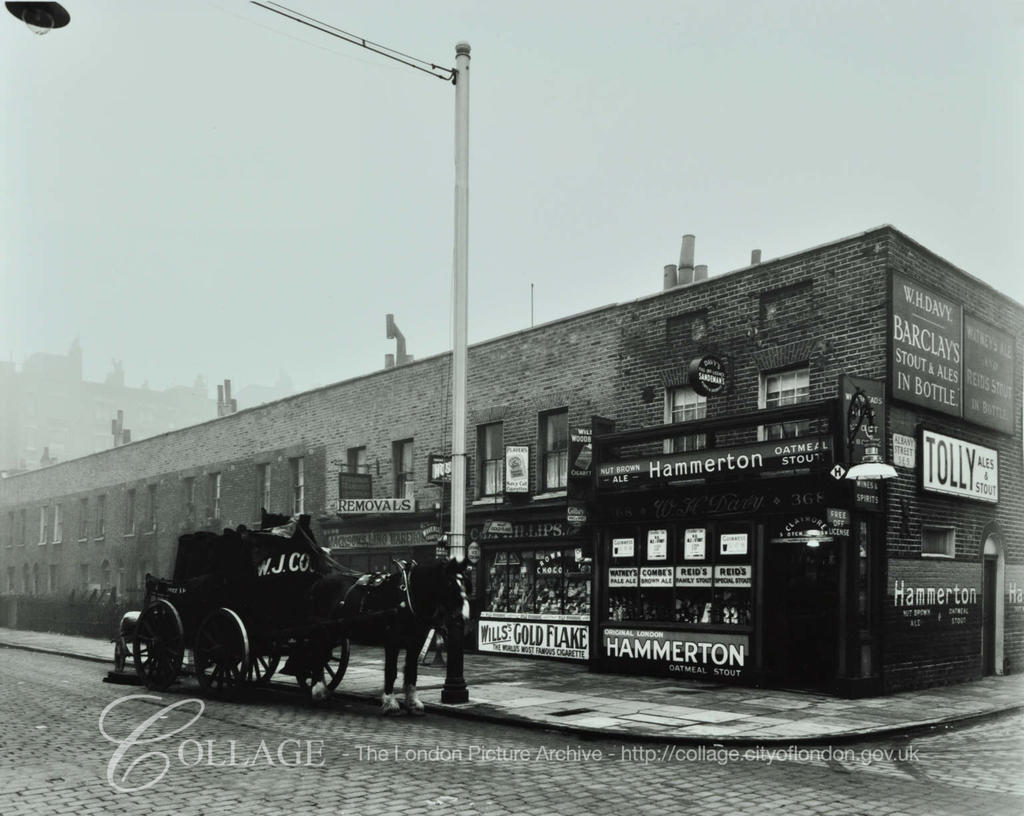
[2,0,1022,397]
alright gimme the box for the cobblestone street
[1,649,1021,815]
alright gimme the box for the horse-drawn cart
[131,513,350,699]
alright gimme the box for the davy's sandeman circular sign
[687,355,727,397]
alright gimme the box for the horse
[311,557,470,714]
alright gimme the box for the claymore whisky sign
[891,274,1015,433]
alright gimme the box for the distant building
[236,370,294,410]
[0,339,214,472]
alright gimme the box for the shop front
[468,508,592,661]
[593,400,883,695]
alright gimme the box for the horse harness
[339,559,417,620]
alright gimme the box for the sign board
[611,538,635,558]
[647,529,668,560]
[504,446,529,493]
[920,429,998,503]
[840,375,886,465]
[891,273,963,416]
[428,454,452,485]
[675,565,713,587]
[892,433,916,469]
[720,533,748,556]
[826,507,851,538]
[337,497,415,514]
[478,619,589,660]
[569,426,594,479]
[713,565,751,588]
[603,628,748,680]
[891,273,1017,433]
[466,540,481,564]
[597,437,834,487]
[640,566,674,587]
[687,355,728,397]
[962,314,1015,433]
[338,471,372,500]
[608,567,638,587]
[684,528,706,560]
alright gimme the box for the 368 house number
[791,491,824,506]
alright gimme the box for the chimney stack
[677,235,695,285]
[751,249,762,265]
[663,264,678,290]
[217,379,237,417]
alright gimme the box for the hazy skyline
[3,0,1021,397]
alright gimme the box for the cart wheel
[246,653,280,685]
[298,638,350,693]
[194,608,249,699]
[132,599,184,691]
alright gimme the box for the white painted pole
[449,41,470,560]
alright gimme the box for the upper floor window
[38,506,49,545]
[78,499,89,541]
[95,494,106,538]
[760,367,811,440]
[347,446,368,474]
[146,484,157,532]
[478,423,505,496]
[209,473,222,520]
[666,386,707,453]
[540,409,569,492]
[183,477,196,522]
[19,509,27,546]
[256,463,272,513]
[922,526,955,558]
[393,440,414,500]
[52,504,63,544]
[290,457,305,514]
[125,489,137,536]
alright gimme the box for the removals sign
[920,430,998,504]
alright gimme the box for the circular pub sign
[687,355,727,397]
[467,540,481,564]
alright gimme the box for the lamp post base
[440,616,469,704]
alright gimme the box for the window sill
[532,490,567,501]
[472,496,504,506]
[920,552,955,559]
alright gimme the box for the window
[485,548,591,617]
[52,504,63,544]
[48,564,59,594]
[667,387,707,452]
[3,511,11,549]
[95,494,106,538]
[209,473,222,520]
[347,446,368,474]
[80,563,90,590]
[32,564,40,596]
[125,489,136,536]
[540,410,569,491]
[183,477,196,523]
[146,484,157,532]
[477,423,505,496]
[290,457,305,514]
[392,440,414,500]
[78,499,89,541]
[256,463,272,513]
[38,506,49,544]
[19,509,27,546]
[760,367,811,439]
[922,526,955,558]
[6,567,14,594]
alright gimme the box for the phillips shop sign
[919,429,998,503]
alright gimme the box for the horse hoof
[406,704,425,716]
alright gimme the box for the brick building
[1,225,1020,695]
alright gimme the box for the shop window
[666,386,707,452]
[256,464,272,514]
[759,367,811,439]
[922,526,955,558]
[392,440,414,500]
[607,524,752,627]
[290,458,305,514]
[484,548,590,617]
[477,423,504,496]
[540,409,569,491]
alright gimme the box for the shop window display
[486,548,591,616]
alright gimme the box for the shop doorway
[764,541,839,687]
[983,556,997,676]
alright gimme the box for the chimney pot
[663,264,678,290]
[694,264,708,281]
[751,249,762,265]
[679,234,695,271]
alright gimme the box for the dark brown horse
[310,558,470,713]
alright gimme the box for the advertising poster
[647,529,668,560]
[720,533,748,556]
[478,619,589,660]
[612,538,635,558]
[684,528,706,560]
